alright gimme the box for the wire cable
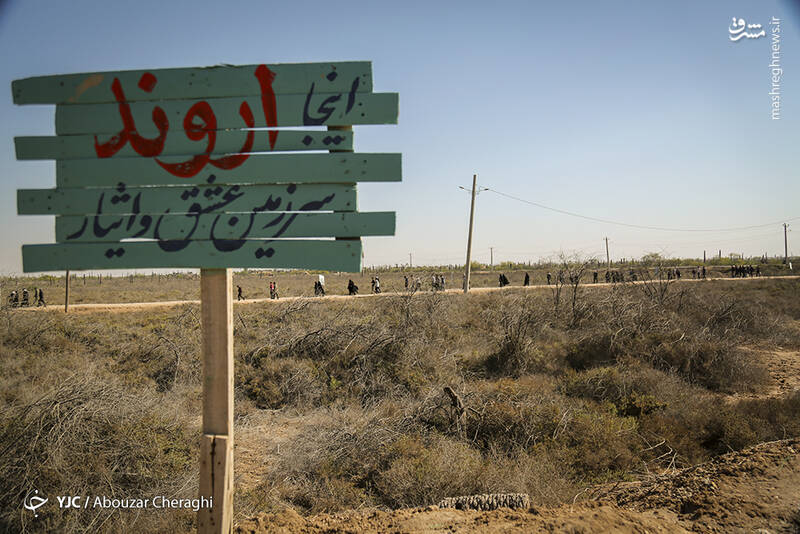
[482,187,800,233]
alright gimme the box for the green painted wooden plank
[55,92,398,135]
[13,62,372,104]
[22,239,362,272]
[16,130,353,160]
[18,183,357,216]
[55,211,394,242]
[56,153,401,187]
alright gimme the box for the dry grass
[1,275,799,531]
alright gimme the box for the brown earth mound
[236,439,800,533]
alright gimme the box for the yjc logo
[23,490,48,517]
[56,496,83,508]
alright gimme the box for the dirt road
[10,275,799,313]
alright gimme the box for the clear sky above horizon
[0,0,797,275]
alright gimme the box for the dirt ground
[235,439,800,533]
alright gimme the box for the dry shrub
[375,434,483,508]
[462,381,567,452]
[557,409,639,478]
[645,335,771,393]
[479,449,579,506]
[0,373,196,533]
[255,406,403,513]
[238,297,460,409]
[564,334,619,370]
[239,357,327,409]
[255,400,584,513]
[481,297,557,376]
[560,365,667,417]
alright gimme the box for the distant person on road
[374,276,381,294]
[36,288,45,307]
[404,275,409,290]
[605,271,610,283]
[237,285,244,301]
[524,272,530,286]
[546,272,552,285]
[21,288,29,307]
[592,271,598,284]
[314,281,325,297]
[348,279,358,295]
[675,268,681,280]
[701,266,706,279]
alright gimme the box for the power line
[482,187,800,233]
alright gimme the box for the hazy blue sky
[0,0,797,274]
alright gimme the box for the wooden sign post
[12,61,400,533]
[199,268,234,531]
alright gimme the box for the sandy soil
[235,439,800,533]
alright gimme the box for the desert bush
[645,335,770,393]
[563,334,619,370]
[0,373,196,533]
[560,365,667,417]
[375,434,484,508]
[239,357,327,409]
[479,448,578,506]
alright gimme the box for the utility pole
[604,237,610,268]
[409,252,412,268]
[490,247,494,268]
[64,270,70,313]
[464,174,478,293]
[784,223,790,264]
[703,250,706,264]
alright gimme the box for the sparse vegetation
[0,273,799,532]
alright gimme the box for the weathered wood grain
[56,153,401,187]
[13,62,372,104]
[18,184,357,215]
[55,211,395,242]
[16,130,353,160]
[22,239,362,272]
[55,92,398,135]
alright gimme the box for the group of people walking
[6,288,45,307]
[730,265,760,278]
[431,274,446,291]
[230,264,761,303]
[404,275,423,291]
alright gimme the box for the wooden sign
[13,61,400,273]
[12,61,401,534]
